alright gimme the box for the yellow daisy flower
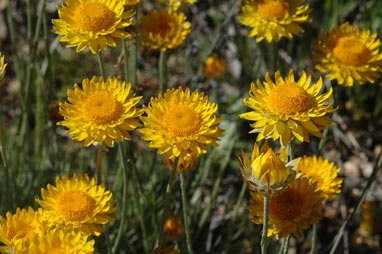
[297,155,342,200]
[203,55,227,79]
[156,0,197,11]
[163,216,183,238]
[52,0,135,54]
[0,52,7,86]
[239,141,298,195]
[137,8,191,51]
[0,207,45,254]
[28,229,94,254]
[58,76,143,147]
[313,22,382,87]
[36,173,117,236]
[248,177,324,238]
[238,0,312,43]
[139,86,224,172]
[240,70,337,147]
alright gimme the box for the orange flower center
[268,82,312,114]
[83,92,122,125]
[57,190,95,221]
[163,105,201,137]
[333,36,370,66]
[270,188,304,220]
[257,0,290,20]
[74,1,116,31]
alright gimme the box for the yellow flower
[238,0,312,43]
[297,155,342,200]
[36,173,117,236]
[240,70,337,147]
[0,207,45,254]
[163,216,183,238]
[203,56,227,79]
[248,177,324,238]
[28,229,94,254]
[239,141,298,195]
[58,76,143,147]
[153,243,180,254]
[0,52,7,86]
[156,0,197,11]
[137,8,191,51]
[52,0,135,54]
[139,86,224,172]
[164,152,200,172]
[313,22,382,87]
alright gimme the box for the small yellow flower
[156,0,197,11]
[0,207,45,254]
[58,76,143,147]
[248,177,324,238]
[52,0,135,54]
[240,70,337,146]
[313,22,382,87]
[297,155,342,200]
[139,86,224,172]
[28,229,95,254]
[238,0,312,43]
[163,216,183,238]
[203,56,227,79]
[239,141,298,195]
[0,52,7,86]
[36,173,117,236]
[137,8,191,51]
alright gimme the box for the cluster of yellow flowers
[0,174,115,253]
[238,0,382,87]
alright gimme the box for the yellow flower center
[270,188,304,220]
[333,36,370,66]
[57,190,95,221]
[257,0,290,20]
[74,1,116,31]
[83,92,122,125]
[268,82,313,114]
[163,105,201,137]
[47,248,67,254]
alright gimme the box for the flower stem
[329,151,382,254]
[0,116,11,210]
[97,52,106,79]
[96,144,103,183]
[159,51,167,94]
[281,235,290,254]
[157,157,179,245]
[310,224,318,254]
[180,173,194,254]
[261,195,270,254]
[112,143,131,254]
[122,39,129,85]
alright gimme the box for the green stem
[112,144,131,254]
[281,236,290,254]
[329,151,382,254]
[96,144,103,183]
[0,116,11,210]
[261,195,270,254]
[159,51,167,94]
[128,40,138,86]
[289,140,295,161]
[268,41,278,73]
[157,157,179,245]
[97,52,106,78]
[180,173,194,254]
[122,39,129,85]
[310,224,318,254]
